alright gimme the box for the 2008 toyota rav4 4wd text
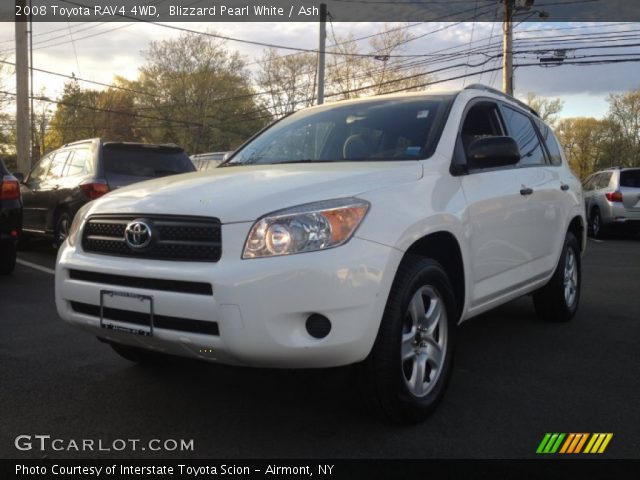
[56,85,585,423]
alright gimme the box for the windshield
[227,96,452,166]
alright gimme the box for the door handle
[561,184,570,191]
[520,187,533,196]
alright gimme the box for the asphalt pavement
[1,236,639,459]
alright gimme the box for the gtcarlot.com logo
[536,433,613,454]
[14,435,194,452]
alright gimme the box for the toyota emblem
[124,220,153,249]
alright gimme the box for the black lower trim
[70,301,219,336]
[68,269,213,296]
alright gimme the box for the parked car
[0,159,22,274]
[190,152,230,171]
[18,139,195,247]
[55,85,585,423]
[583,167,640,237]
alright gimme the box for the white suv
[56,85,585,423]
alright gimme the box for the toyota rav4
[55,85,585,423]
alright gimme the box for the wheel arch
[567,214,586,253]
[50,203,69,231]
[402,231,466,321]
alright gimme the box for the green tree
[46,78,139,149]
[556,117,608,179]
[0,55,14,161]
[136,32,269,154]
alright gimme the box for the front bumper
[55,223,402,368]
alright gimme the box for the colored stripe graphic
[584,433,614,454]
[574,433,589,453]
[536,433,565,454]
[559,433,575,453]
[537,433,613,454]
[536,433,552,454]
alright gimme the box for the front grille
[69,269,213,296]
[71,301,220,336]
[82,214,221,262]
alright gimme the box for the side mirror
[467,136,520,170]
[12,172,24,183]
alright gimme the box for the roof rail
[464,83,539,117]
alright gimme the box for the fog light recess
[305,314,331,339]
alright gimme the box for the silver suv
[583,167,640,237]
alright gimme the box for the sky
[1,20,639,120]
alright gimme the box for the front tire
[533,232,581,322]
[359,256,457,424]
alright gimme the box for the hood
[88,162,423,223]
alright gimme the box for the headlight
[242,198,370,259]
[66,203,92,247]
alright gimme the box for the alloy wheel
[401,285,448,397]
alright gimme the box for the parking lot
[1,236,639,459]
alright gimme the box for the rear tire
[533,232,581,323]
[358,255,457,424]
[0,241,17,275]
[589,208,602,238]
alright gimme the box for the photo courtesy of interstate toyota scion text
[55,84,586,423]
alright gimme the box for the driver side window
[460,102,505,158]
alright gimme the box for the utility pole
[15,0,31,173]
[316,3,327,105]
[502,0,514,96]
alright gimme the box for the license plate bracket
[99,290,154,336]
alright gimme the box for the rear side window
[101,146,195,178]
[620,170,640,188]
[501,106,546,166]
[27,155,53,184]
[583,175,596,191]
[537,122,563,166]
[597,172,612,189]
[64,147,93,177]
[47,150,71,181]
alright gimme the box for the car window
[47,150,71,181]
[620,170,640,188]
[538,122,563,166]
[102,146,194,178]
[501,106,546,167]
[64,147,92,177]
[596,172,612,189]
[583,175,596,191]
[27,154,53,184]
[460,102,505,158]
[228,96,452,165]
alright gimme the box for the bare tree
[256,48,317,118]
[526,92,564,127]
